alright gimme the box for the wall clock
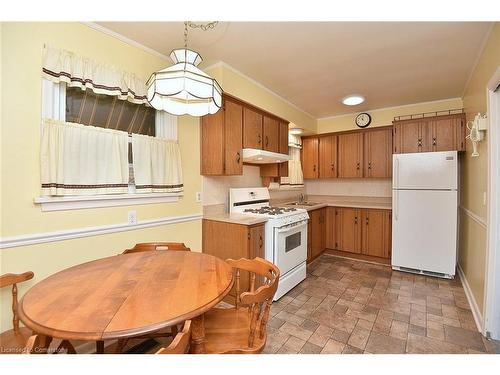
[355,113,371,128]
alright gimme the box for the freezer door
[392,190,457,276]
[393,151,458,190]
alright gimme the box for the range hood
[242,148,290,164]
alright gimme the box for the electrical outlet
[127,210,137,225]
[195,192,202,203]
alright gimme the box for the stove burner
[243,206,298,215]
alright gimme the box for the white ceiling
[96,22,492,118]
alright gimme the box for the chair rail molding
[0,213,202,249]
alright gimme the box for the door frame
[484,67,500,340]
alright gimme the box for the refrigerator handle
[394,189,398,221]
[394,157,399,189]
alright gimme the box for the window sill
[34,193,182,212]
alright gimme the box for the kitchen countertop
[279,195,392,211]
[202,212,268,226]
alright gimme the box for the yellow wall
[317,98,463,134]
[459,23,500,313]
[0,23,202,331]
[206,63,317,133]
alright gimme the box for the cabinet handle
[368,162,372,170]
[331,163,334,170]
[354,216,358,224]
[236,152,241,163]
[313,165,316,172]
[265,136,269,147]
[356,162,360,170]
[366,216,369,225]
[433,137,437,146]
[258,134,262,144]
[418,139,422,147]
[259,235,263,248]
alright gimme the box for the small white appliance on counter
[229,187,308,300]
[392,151,458,279]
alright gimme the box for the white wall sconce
[466,113,488,157]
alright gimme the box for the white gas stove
[229,187,308,300]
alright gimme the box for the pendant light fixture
[146,21,223,116]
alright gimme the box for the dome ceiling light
[146,21,223,116]
[342,95,365,106]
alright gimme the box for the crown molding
[317,97,463,121]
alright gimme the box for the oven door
[274,220,308,275]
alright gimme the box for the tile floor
[263,254,500,354]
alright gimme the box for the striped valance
[42,45,148,105]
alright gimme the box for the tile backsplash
[304,178,392,197]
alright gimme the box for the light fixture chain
[184,21,188,48]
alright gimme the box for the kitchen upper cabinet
[319,135,338,178]
[338,133,363,178]
[302,137,319,179]
[279,121,289,155]
[200,106,224,175]
[200,98,243,176]
[393,114,465,154]
[364,128,392,178]
[243,107,263,149]
[263,116,279,153]
[224,99,244,175]
[337,207,362,254]
[361,209,391,258]
[325,207,338,250]
[309,208,326,261]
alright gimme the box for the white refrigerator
[392,151,458,279]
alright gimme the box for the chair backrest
[226,257,280,348]
[122,242,191,254]
[0,271,34,332]
[155,320,191,354]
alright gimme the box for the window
[36,46,183,211]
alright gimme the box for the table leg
[190,314,206,354]
[96,340,104,354]
[38,334,53,354]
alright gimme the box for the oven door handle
[276,221,308,234]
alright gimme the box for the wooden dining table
[18,250,234,354]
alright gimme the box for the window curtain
[281,134,304,186]
[42,45,147,105]
[41,119,129,196]
[155,111,178,140]
[132,135,183,193]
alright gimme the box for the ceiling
[96,22,492,118]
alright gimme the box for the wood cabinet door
[337,207,361,254]
[200,109,224,175]
[263,116,279,153]
[243,107,263,149]
[249,224,265,259]
[431,114,464,152]
[310,209,324,259]
[279,121,289,155]
[319,135,338,178]
[456,114,466,152]
[338,133,363,178]
[364,129,392,178]
[302,137,319,179]
[394,120,420,154]
[307,220,312,262]
[279,161,289,177]
[224,99,243,175]
[325,207,337,249]
[361,209,391,258]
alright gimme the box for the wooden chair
[0,272,35,354]
[155,321,191,354]
[122,242,191,254]
[202,257,280,354]
[114,242,190,353]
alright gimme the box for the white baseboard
[457,263,483,334]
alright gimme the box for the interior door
[392,190,457,276]
[338,133,362,177]
[319,135,337,178]
[302,137,319,179]
[263,116,279,153]
[338,207,361,254]
[364,129,392,178]
[224,99,243,175]
[243,107,263,149]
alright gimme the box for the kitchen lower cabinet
[361,209,392,258]
[327,207,392,260]
[202,219,264,303]
[307,208,326,262]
